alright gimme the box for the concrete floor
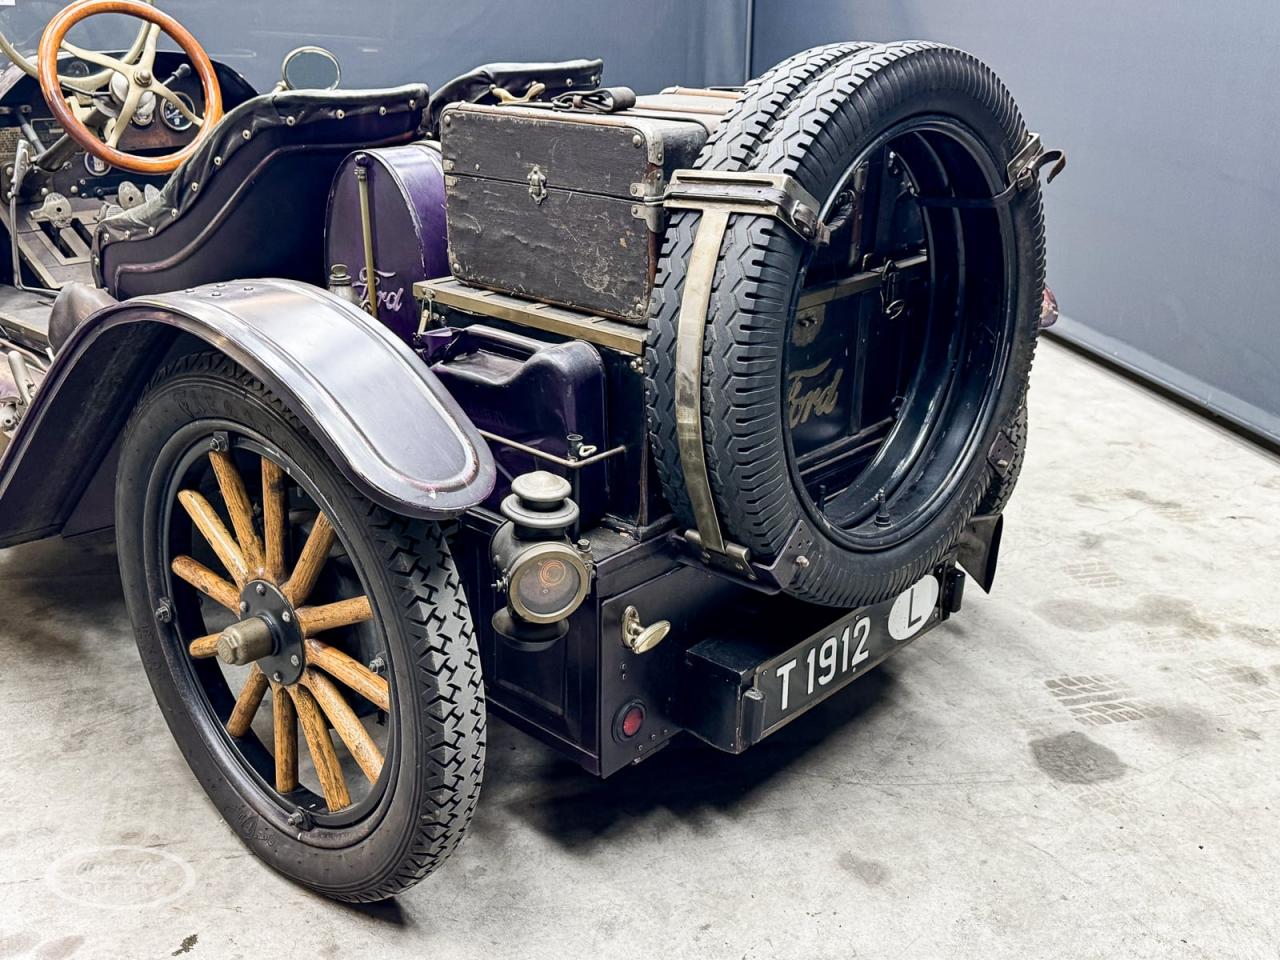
[0,339,1277,960]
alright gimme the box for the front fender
[0,279,494,547]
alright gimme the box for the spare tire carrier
[664,169,831,568]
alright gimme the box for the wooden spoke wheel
[116,353,485,902]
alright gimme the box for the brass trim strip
[413,278,645,355]
[478,429,626,469]
[674,207,731,555]
[354,158,378,321]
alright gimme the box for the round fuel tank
[325,142,449,344]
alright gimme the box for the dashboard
[0,51,257,198]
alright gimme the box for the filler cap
[501,470,579,532]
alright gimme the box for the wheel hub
[220,579,305,685]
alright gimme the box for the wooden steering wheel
[37,0,223,175]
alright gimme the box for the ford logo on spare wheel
[888,576,941,640]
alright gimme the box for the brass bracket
[664,169,830,245]
[1007,131,1066,190]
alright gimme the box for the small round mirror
[281,46,341,91]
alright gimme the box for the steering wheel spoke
[140,23,161,71]
[58,39,133,78]
[106,82,144,148]
[153,80,204,128]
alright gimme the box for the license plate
[755,573,943,736]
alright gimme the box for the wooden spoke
[298,596,373,637]
[177,490,250,587]
[290,683,351,811]
[171,555,241,612]
[208,450,264,576]
[188,632,220,658]
[302,669,384,784]
[272,683,299,793]
[226,665,268,738]
[282,513,335,606]
[260,458,288,583]
[304,638,390,712]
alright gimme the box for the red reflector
[620,705,644,738]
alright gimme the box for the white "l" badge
[887,576,940,641]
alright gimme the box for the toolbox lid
[440,101,712,199]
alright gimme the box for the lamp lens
[513,552,582,619]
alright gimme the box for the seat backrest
[95,84,429,299]
[425,59,602,136]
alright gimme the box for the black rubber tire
[647,41,874,526]
[699,42,874,172]
[116,352,485,902]
[977,396,1028,516]
[646,42,1046,607]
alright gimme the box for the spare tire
[977,394,1028,516]
[645,42,1046,607]
[698,41,874,172]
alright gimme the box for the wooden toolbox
[439,89,738,325]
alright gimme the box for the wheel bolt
[290,654,300,667]
[281,611,292,624]
[272,671,284,683]
[238,601,249,614]
[255,583,266,596]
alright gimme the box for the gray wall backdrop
[2,1,750,96]
[4,1,1272,441]
[751,0,1280,444]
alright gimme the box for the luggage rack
[414,278,646,356]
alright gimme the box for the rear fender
[0,278,495,547]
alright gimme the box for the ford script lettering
[355,266,405,314]
[788,359,845,427]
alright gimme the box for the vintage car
[0,0,1060,901]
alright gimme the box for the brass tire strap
[666,170,828,558]
[673,207,731,555]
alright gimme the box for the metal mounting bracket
[664,169,830,245]
[665,168,828,561]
